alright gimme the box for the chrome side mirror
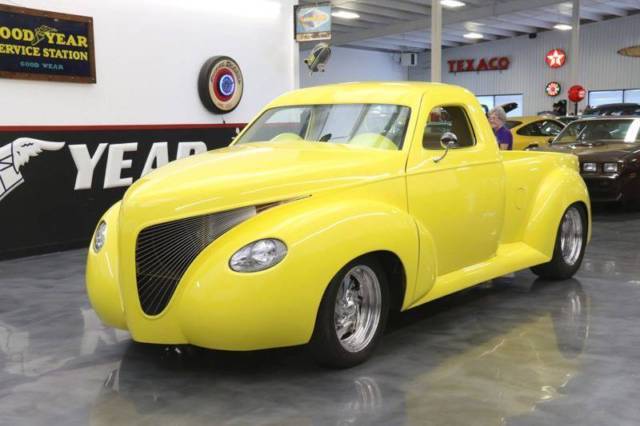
[434,132,459,163]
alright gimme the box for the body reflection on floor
[1,207,640,426]
[88,279,589,426]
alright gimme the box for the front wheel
[531,204,587,280]
[310,256,389,368]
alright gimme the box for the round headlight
[94,221,107,253]
[229,239,287,272]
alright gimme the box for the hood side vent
[135,206,256,316]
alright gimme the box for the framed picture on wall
[294,4,332,42]
[0,4,96,83]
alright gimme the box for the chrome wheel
[560,206,584,266]
[334,265,382,353]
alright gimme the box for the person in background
[488,106,513,150]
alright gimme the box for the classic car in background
[505,116,565,150]
[87,82,591,367]
[541,117,640,208]
[557,116,581,125]
[583,103,640,117]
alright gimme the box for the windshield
[553,119,640,144]
[235,104,411,151]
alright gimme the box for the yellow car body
[87,82,590,353]
[506,116,565,150]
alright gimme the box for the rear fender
[523,167,591,257]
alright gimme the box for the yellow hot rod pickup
[87,82,590,367]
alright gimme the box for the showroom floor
[1,207,639,426]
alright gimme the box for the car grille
[135,206,256,316]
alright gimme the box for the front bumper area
[86,216,327,351]
[581,174,623,203]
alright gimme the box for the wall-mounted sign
[545,81,561,97]
[198,56,244,114]
[294,4,331,42]
[545,49,566,68]
[0,124,244,259]
[0,4,95,83]
[568,85,586,103]
[447,57,510,73]
[618,45,640,58]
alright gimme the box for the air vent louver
[135,206,256,315]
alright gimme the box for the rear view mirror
[440,132,459,150]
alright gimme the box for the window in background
[588,90,623,107]
[476,96,494,112]
[624,89,640,104]
[495,94,523,116]
[477,94,523,117]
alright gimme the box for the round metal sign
[545,81,561,97]
[545,49,566,68]
[568,85,586,103]
[198,56,244,114]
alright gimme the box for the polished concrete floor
[1,207,640,426]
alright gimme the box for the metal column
[431,0,442,82]
[570,0,580,87]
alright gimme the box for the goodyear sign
[0,4,95,83]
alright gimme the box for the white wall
[409,14,640,115]
[0,0,297,125]
[301,46,407,87]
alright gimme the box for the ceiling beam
[349,0,429,15]
[581,4,628,17]
[480,18,536,34]
[493,14,555,29]
[332,0,567,46]
[336,1,424,21]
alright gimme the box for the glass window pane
[495,94,523,117]
[624,89,640,104]
[476,96,494,113]
[422,106,475,150]
[588,90,623,107]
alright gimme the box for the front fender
[169,193,419,350]
[523,167,591,257]
[86,202,127,329]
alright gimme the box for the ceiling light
[463,32,483,39]
[554,24,572,31]
[441,0,466,8]
[331,10,360,20]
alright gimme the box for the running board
[407,242,550,309]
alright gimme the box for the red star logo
[545,49,566,68]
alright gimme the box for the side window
[517,122,542,136]
[422,106,476,150]
[539,120,564,136]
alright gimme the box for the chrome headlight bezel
[582,162,597,173]
[229,238,287,272]
[94,221,107,253]
[603,162,619,174]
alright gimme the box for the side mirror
[525,143,539,150]
[547,137,554,144]
[434,132,459,163]
[440,132,459,149]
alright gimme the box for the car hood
[120,140,405,225]
[542,141,640,162]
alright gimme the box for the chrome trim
[334,265,382,353]
[560,206,584,266]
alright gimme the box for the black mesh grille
[135,206,256,316]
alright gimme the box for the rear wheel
[531,204,587,280]
[310,256,389,368]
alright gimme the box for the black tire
[531,204,587,280]
[310,255,389,368]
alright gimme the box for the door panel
[406,102,505,299]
